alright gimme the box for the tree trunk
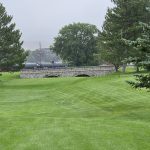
[0,70,2,82]
[136,66,139,72]
[114,65,119,72]
[122,64,127,73]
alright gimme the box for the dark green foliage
[51,23,99,66]
[0,3,28,71]
[143,60,150,71]
[127,74,150,89]
[124,22,150,71]
[126,22,150,89]
[98,0,150,72]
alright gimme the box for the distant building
[26,48,62,65]
[24,48,65,69]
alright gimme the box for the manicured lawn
[0,73,150,150]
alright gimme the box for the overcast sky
[1,0,113,50]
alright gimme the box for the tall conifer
[0,3,27,71]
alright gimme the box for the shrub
[127,74,150,89]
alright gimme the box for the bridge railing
[21,65,115,72]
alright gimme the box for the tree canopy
[126,22,150,89]
[0,3,27,71]
[124,22,150,70]
[98,0,150,71]
[51,23,99,66]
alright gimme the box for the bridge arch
[75,74,90,77]
[45,74,60,78]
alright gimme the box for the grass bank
[0,73,150,150]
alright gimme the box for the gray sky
[1,0,113,50]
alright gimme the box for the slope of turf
[0,73,150,150]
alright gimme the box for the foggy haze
[1,0,113,50]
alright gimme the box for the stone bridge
[20,65,115,78]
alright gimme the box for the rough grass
[0,72,150,150]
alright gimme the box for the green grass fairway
[0,73,150,150]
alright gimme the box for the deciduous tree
[51,23,99,66]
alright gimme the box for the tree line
[51,0,150,73]
[0,0,150,74]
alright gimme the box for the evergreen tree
[125,22,150,70]
[98,0,150,72]
[127,21,150,89]
[0,3,27,71]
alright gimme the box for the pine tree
[98,0,150,72]
[127,22,150,70]
[0,3,27,71]
[126,21,150,89]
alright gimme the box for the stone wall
[20,65,115,78]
